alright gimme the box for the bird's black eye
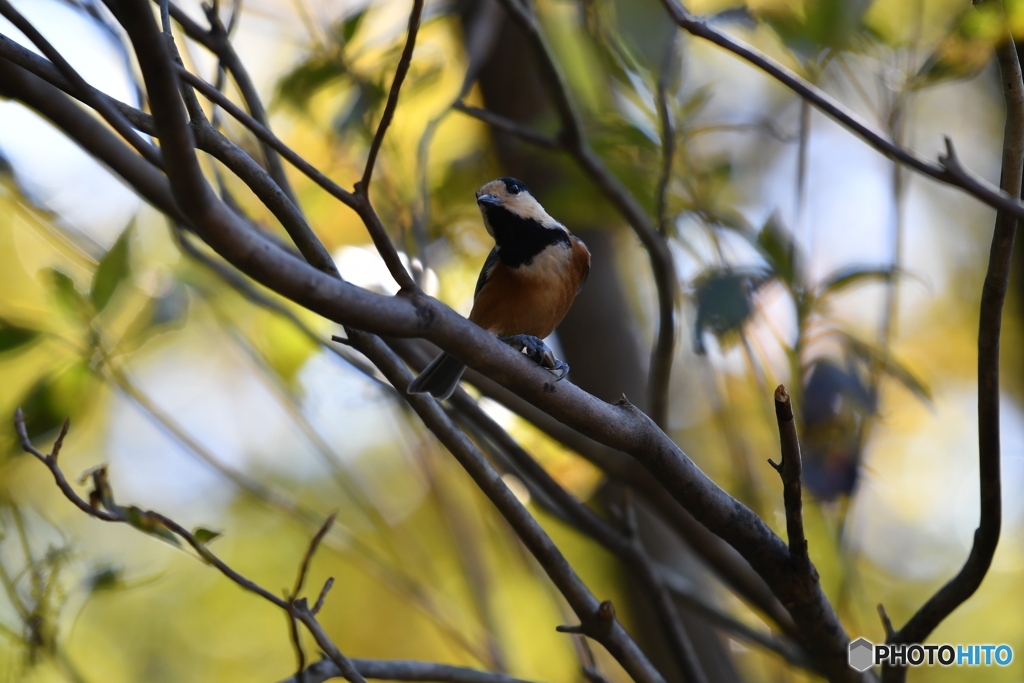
[499,177,528,196]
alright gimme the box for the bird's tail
[407,352,466,400]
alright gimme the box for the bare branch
[360,0,424,190]
[768,385,809,574]
[294,601,369,683]
[200,1,300,206]
[289,513,337,683]
[883,30,1023,676]
[293,514,337,600]
[312,578,334,615]
[17,412,378,683]
[0,57,184,222]
[452,102,562,151]
[277,659,541,683]
[289,602,308,683]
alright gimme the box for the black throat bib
[484,206,570,268]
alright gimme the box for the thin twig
[290,513,336,683]
[155,0,298,205]
[293,513,336,599]
[360,0,425,190]
[312,578,334,615]
[452,103,562,150]
[877,604,894,639]
[768,385,809,573]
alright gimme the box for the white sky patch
[106,333,301,521]
[333,245,439,295]
[850,386,1024,579]
[0,0,141,247]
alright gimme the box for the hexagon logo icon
[849,638,874,672]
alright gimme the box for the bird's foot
[499,335,570,380]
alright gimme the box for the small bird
[408,177,591,400]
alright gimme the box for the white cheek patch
[519,242,573,283]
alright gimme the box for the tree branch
[277,658,541,683]
[768,385,809,574]
[882,29,1023,678]
[359,0,424,191]
[199,1,300,206]
[452,102,562,150]
[447,390,708,683]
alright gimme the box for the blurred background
[1,0,1023,681]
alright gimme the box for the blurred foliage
[1,0,1024,682]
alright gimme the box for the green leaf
[91,467,117,512]
[818,265,900,297]
[90,228,131,313]
[192,527,222,545]
[755,215,802,288]
[46,268,88,317]
[0,320,38,354]
[691,268,770,354]
[337,9,366,44]
[839,333,932,402]
[15,362,93,445]
[125,506,180,546]
[275,48,348,110]
[331,79,386,138]
[87,565,123,593]
[760,0,872,60]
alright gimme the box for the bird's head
[475,177,563,238]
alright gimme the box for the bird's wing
[474,247,500,299]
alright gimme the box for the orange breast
[469,237,590,338]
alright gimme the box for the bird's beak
[476,194,501,207]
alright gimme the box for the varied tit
[408,177,591,400]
